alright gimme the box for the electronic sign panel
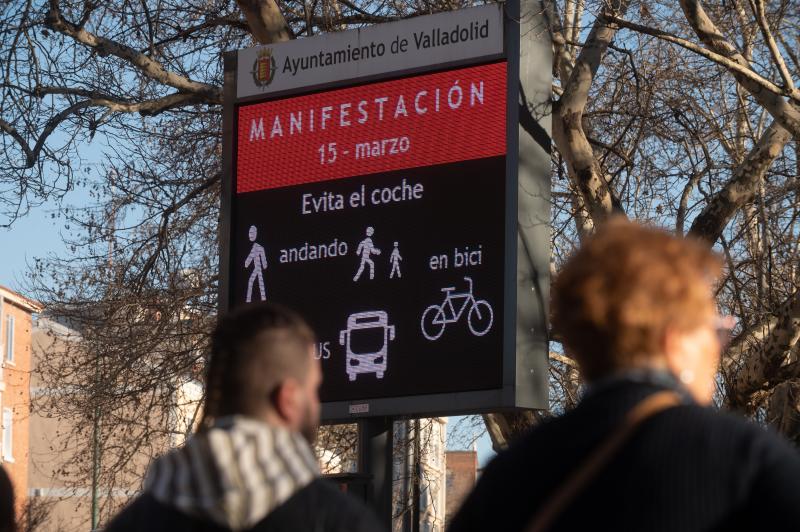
[222,4,551,419]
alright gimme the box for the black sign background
[230,156,506,402]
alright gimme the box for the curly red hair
[552,217,722,380]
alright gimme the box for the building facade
[29,316,126,531]
[0,285,41,518]
[445,450,478,524]
[28,315,203,531]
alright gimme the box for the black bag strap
[525,390,683,532]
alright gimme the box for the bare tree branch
[689,120,791,243]
[750,0,797,94]
[678,0,800,138]
[605,15,800,108]
[1,100,90,168]
[45,0,222,102]
[34,87,206,115]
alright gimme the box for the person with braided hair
[106,302,383,532]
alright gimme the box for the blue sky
[1,198,72,291]
[1,126,105,290]
[0,143,100,293]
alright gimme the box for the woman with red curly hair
[449,218,800,532]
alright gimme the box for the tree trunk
[768,381,800,447]
[689,121,791,244]
[236,0,292,44]
[552,0,631,222]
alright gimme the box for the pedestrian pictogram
[353,226,381,281]
[389,242,403,279]
[244,225,268,302]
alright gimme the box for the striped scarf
[144,416,319,530]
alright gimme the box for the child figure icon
[389,242,402,279]
[353,226,381,282]
[244,225,268,302]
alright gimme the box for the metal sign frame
[220,0,551,422]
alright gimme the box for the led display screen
[229,60,508,403]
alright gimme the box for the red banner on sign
[236,61,507,193]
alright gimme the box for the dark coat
[448,375,800,532]
[105,478,383,532]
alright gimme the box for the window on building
[2,408,12,461]
[5,315,14,363]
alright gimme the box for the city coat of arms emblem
[251,49,276,87]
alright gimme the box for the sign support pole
[358,416,394,528]
[412,418,421,532]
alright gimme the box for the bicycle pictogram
[420,277,494,341]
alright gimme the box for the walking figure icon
[244,225,267,302]
[389,242,402,279]
[353,226,381,282]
